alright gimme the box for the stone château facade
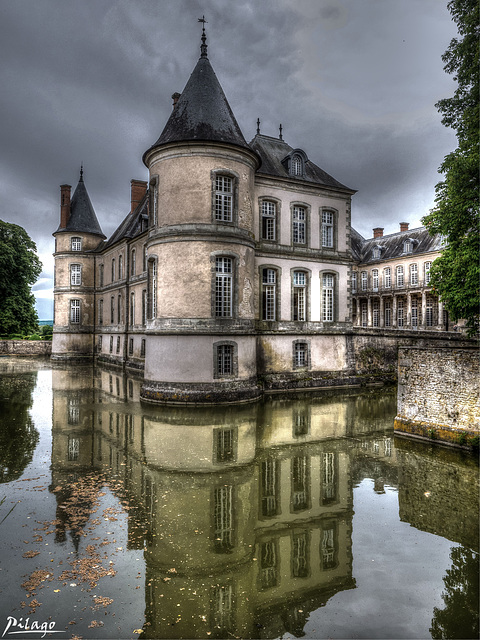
[52,28,452,403]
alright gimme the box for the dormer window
[292,155,303,176]
[372,246,381,259]
[403,240,413,253]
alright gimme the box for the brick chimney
[172,92,181,109]
[130,179,148,213]
[373,227,384,238]
[60,184,71,228]
[400,222,409,232]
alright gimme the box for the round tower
[52,169,106,360]
[140,27,261,403]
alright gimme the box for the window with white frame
[361,302,367,327]
[292,154,303,176]
[70,299,80,323]
[292,456,310,512]
[411,297,418,328]
[71,236,82,251]
[67,437,80,461]
[361,271,368,291]
[410,263,418,285]
[293,341,309,368]
[262,268,277,321]
[372,269,379,291]
[292,530,309,578]
[426,296,434,326]
[148,260,157,319]
[351,272,357,293]
[372,246,381,259]
[373,300,380,327]
[322,273,334,322]
[396,266,404,287]
[384,300,391,327]
[215,257,233,317]
[384,267,391,288]
[215,175,233,222]
[292,206,306,244]
[293,271,307,321]
[261,201,276,241]
[425,261,431,284]
[397,299,404,327]
[70,264,81,286]
[321,211,334,248]
[403,240,412,253]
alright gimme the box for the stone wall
[0,340,52,356]
[395,346,480,445]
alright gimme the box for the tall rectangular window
[372,269,379,291]
[294,341,308,368]
[361,302,367,327]
[292,531,309,578]
[361,271,368,291]
[70,299,80,323]
[117,294,122,324]
[111,259,115,282]
[397,299,404,327]
[384,300,391,327]
[70,264,81,286]
[110,296,115,324]
[214,428,235,463]
[411,297,418,328]
[215,175,233,222]
[384,267,391,288]
[293,271,306,321]
[262,268,277,320]
[426,296,434,326]
[322,453,337,505]
[261,458,279,517]
[322,273,334,322]
[261,201,276,240]
[99,299,103,324]
[215,257,232,317]
[217,344,233,375]
[372,299,380,327]
[425,262,431,284]
[410,264,418,285]
[130,292,135,325]
[213,485,233,552]
[148,261,157,319]
[292,206,306,244]
[321,211,333,248]
[396,266,404,287]
[99,264,104,287]
[351,271,357,293]
[131,249,136,276]
[116,336,121,354]
[142,290,147,325]
[118,255,123,280]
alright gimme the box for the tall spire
[198,16,208,58]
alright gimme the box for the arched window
[292,155,303,176]
[261,268,278,320]
[322,273,335,322]
[261,201,277,241]
[403,240,412,253]
[293,271,307,321]
[396,266,404,287]
[215,257,233,317]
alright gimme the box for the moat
[0,358,478,640]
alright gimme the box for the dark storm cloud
[0,0,458,316]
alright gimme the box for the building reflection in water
[49,364,478,639]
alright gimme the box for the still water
[0,358,478,640]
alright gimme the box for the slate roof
[144,55,252,160]
[352,226,444,265]
[100,193,149,251]
[56,176,105,237]
[249,134,355,192]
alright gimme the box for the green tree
[422,0,479,336]
[0,220,42,335]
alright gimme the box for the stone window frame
[129,292,135,325]
[320,207,338,251]
[410,263,418,286]
[131,248,136,276]
[210,251,239,319]
[351,270,357,293]
[259,264,282,321]
[211,168,239,226]
[140,338,146,357]
[361,270,368,291]
[118,254,124,280]
[69,298,81,324]
[116,336,121,354]
[424,261,432,285]
[71,236,82,251]
[111,258,115,283]
[292,338,311,370]
[70,263,82,286]
[98,299,104,325]
[396,265,404,288]
[290,201,310,247]
[384,267,391,289]
[371,268,379,291]
[213,340,238,379]
[149,176,159,227]
[99,264,104,287]
[117,294,122,324]
[128,337,134,356]
[291,267,311,322]
[319,269,339,324]
[259,195,281,243]
[142,289,147,325]
[109,336,113,353]
[98,335,102,353]
[110,296,115,324]
[147,257,158,320]
[283,149,308,179]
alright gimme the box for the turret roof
[56,172,105,238]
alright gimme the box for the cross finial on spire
[279,124,283,140]
[257,118,260,135]
[79,163,84,182]
[198,16,208,58]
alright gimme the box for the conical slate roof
[144,53,250,160]
[56,173,105,238]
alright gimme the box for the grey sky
[0,0,458,318]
